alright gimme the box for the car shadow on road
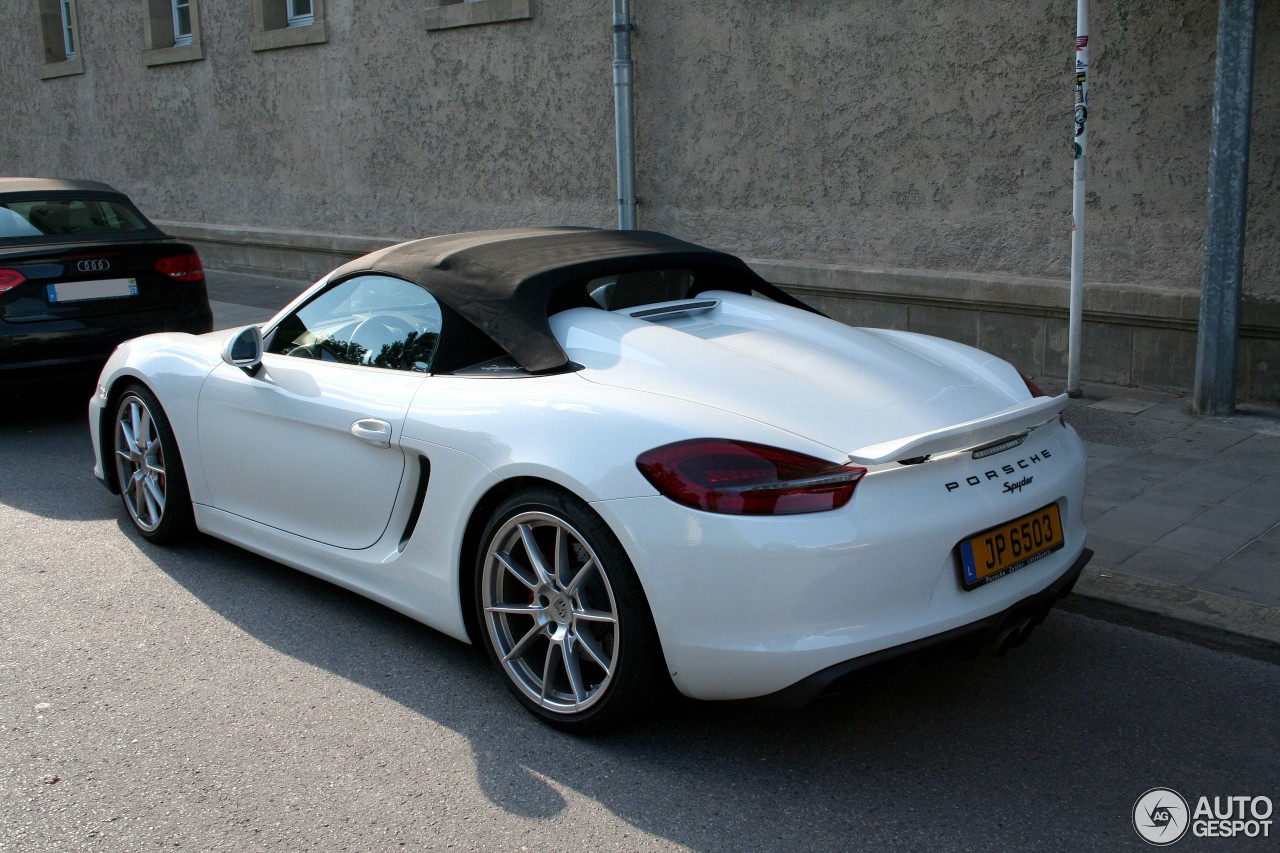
[127,525,1280,851]
[0,382,117,523]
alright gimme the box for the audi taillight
[154,253,204,282]
[637,439,867,516]
[1019,371,1065,425]
[1021,372,1048,398]
[0,269,26,293]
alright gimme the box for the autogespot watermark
[1132,788,1274,845]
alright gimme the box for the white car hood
[552,292,1054,461]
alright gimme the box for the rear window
[0,197,153,243]
[586,268,695,311]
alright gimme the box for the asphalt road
[2,388,1278,852]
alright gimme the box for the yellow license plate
[959,504,1064,589]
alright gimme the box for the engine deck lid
[553,291,1047,458]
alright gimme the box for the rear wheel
[476,487,665,733]
[112,384,194,544]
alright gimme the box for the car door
[196,274,444,550]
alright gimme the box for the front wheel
[476,488,665,733]
[112,384,194,544]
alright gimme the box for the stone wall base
[161,221,1280,403]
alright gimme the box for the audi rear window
[0,197,154,245]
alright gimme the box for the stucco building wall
[2,1,1277,398]
[639,1,1276,294]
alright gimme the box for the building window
[173,0,193,46]
[286,0,314,28]
[35,0,83,78]
[251,0,327,51]
[58,0,75,58]
[426,0,533,32]
[144,0,203,66]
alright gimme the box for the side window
[267,275,443,373]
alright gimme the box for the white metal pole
[1067,0,1088,397]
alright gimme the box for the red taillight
[1021,372,1048,398]
[154,253,204,282]
[636,439,867,516]
[0,269,27,293]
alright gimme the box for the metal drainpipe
[1194,0,1257,415]
[612,0,638,230]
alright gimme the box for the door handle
[350,418,393,448]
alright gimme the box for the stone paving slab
[1087,389,1176,415]
[1197,542,1280,607]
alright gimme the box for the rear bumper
[594,418,1091,701]
[0,300,212,378]
[748,547,1092,709]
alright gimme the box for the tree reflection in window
[371,330,439,371]
[301,330,439,372]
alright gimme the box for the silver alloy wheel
[482,511,620,714]
[114,394,167,533]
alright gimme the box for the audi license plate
[47,278,139,303]
[958,503,1064,590]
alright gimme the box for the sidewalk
[1050,380,1280,658]
[204,268,1280,660]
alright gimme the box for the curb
[1059,567,1280,665]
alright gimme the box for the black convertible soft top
[0,177,126,198]
[328,227,815,373]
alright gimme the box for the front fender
[90,333,223,500]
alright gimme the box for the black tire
[475,487,666,733]
[111,383,195,544]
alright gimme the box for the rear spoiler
[847,394,1069,466]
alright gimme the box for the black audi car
[0,178,212,390]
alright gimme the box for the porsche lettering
[945,448,1054,492]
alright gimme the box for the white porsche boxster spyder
[90,228,1090,732]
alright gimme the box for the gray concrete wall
[2,1,1277,399]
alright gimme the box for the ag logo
[1133,788,1190,845]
